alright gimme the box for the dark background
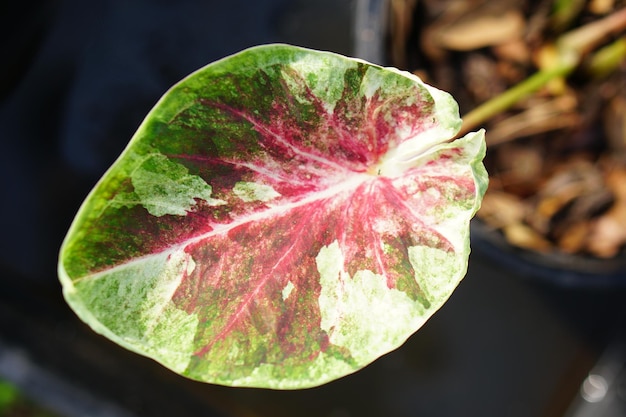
[1,1,625,416]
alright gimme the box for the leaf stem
[459,63,576,136]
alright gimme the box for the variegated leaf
[58,44,487,389]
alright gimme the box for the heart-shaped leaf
[58,44,487,389]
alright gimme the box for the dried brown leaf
[487,95,580,145]
[588,201,626,257]
[503,223,553,252]
[435,9,525,51]
[589,0,615,15]
[492,40,532,65]
[558,221,591,254]
[478,191,527,228]
[528,159,610,236]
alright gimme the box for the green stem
[459,63,576,135]
[587,36,626,78]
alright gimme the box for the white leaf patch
[316,241,430,364]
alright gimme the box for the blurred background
[1,0,625,416]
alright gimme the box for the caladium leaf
[58,44,487,389]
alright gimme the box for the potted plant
[8,2,604,416]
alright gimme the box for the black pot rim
[471,220,626,288]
